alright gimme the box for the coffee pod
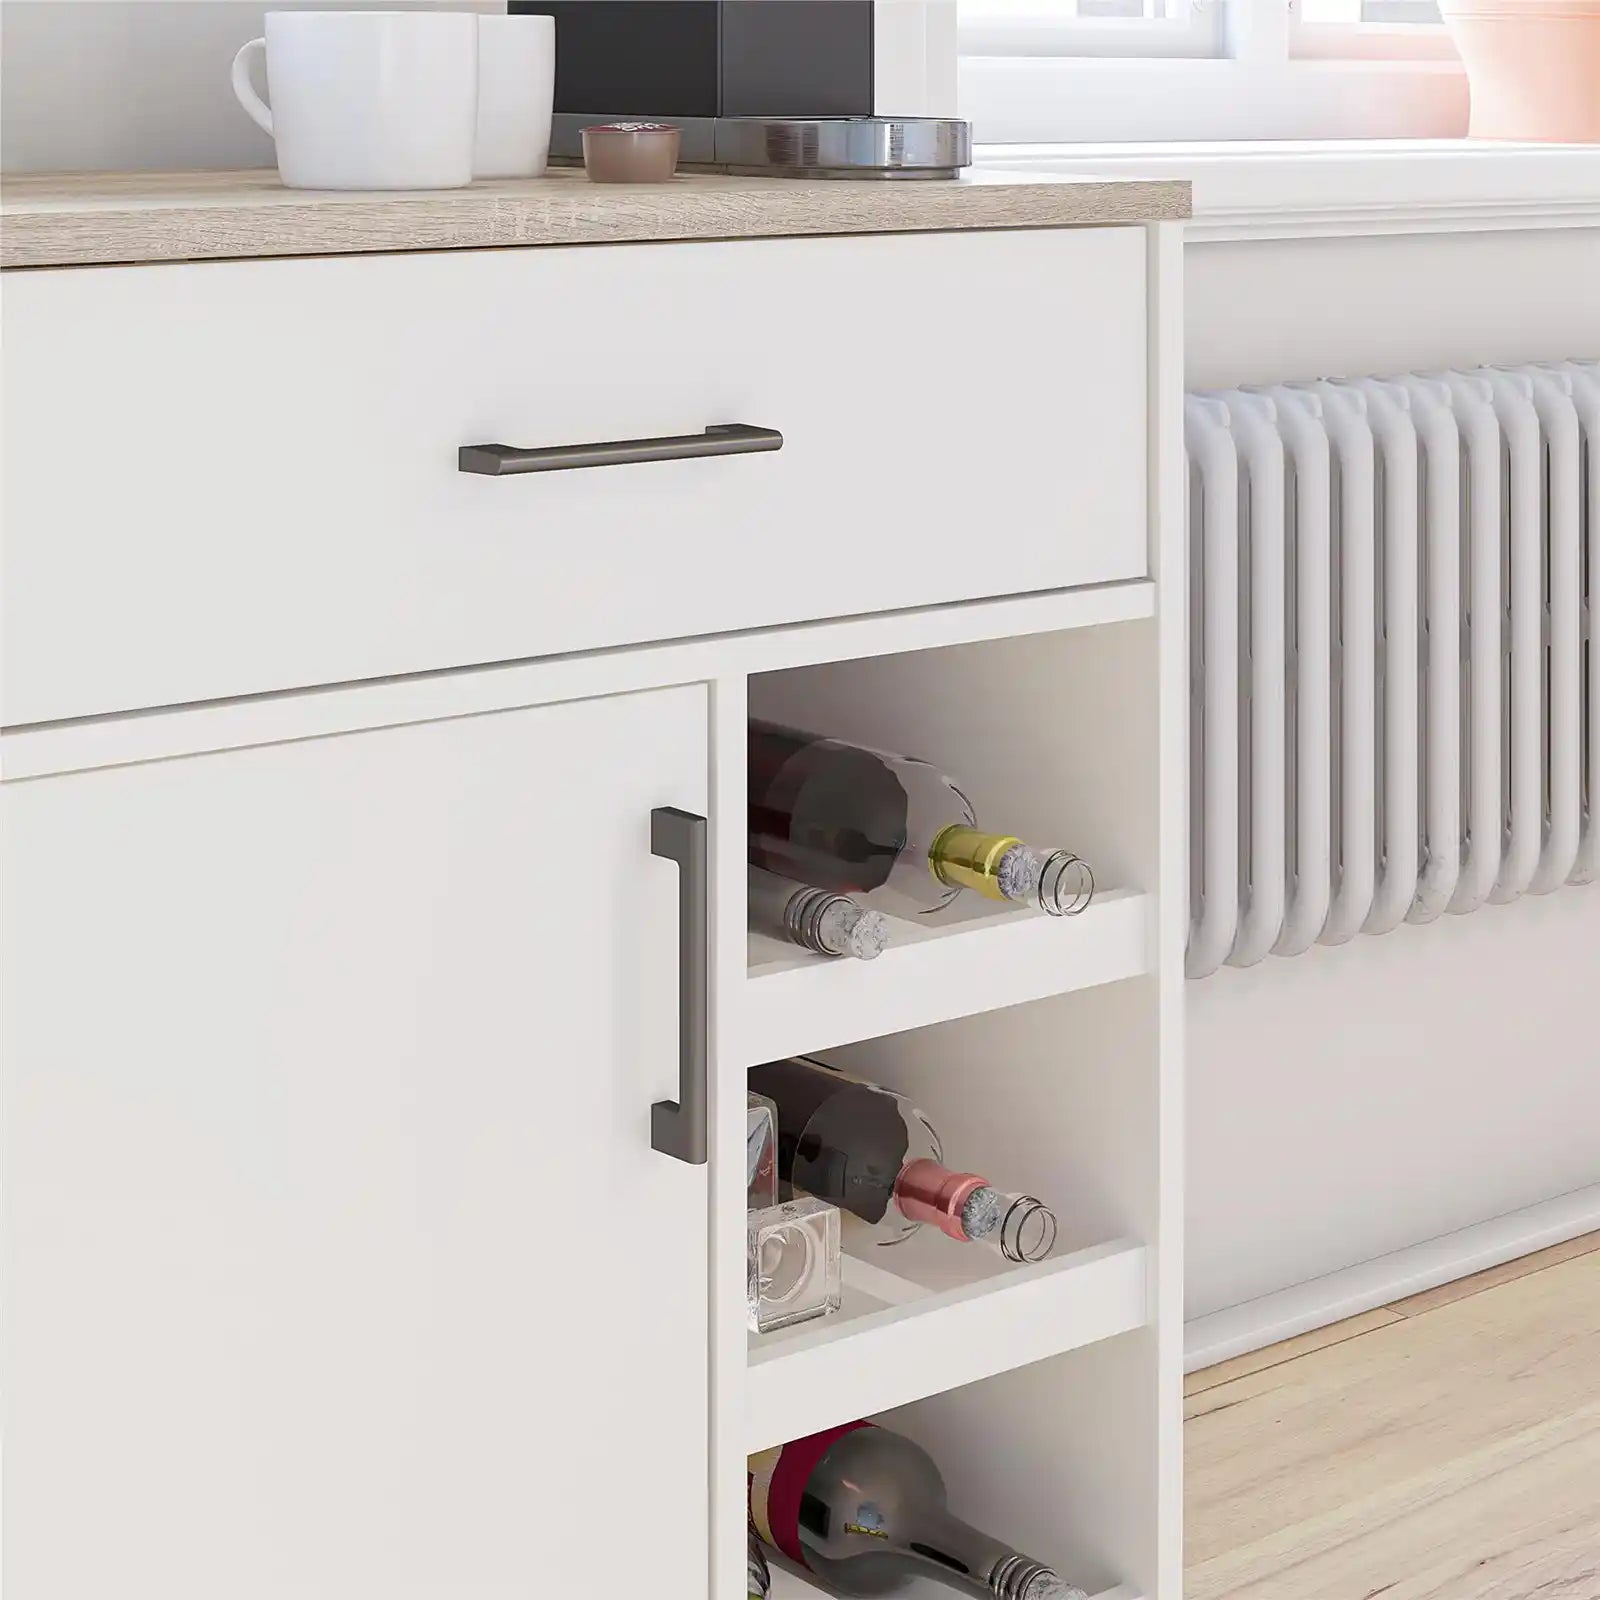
[581,122,681,183]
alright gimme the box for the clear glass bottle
[748,719,1093,921]
[747,1196,843,1333]
[749,1421,1087,1600]
[748,867,891,961]
[746,1057,1057,1264]
[747,1091,779,1211]
[748,1525,772,1600]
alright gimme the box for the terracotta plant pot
[1438,0,1600,141]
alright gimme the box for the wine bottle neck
[928,826,1095,917]
[894,1158,991,1243]
[927,825,1023,902]
[894,1159,1060,1263]
[896,1509,1075,1600]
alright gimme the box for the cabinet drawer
[2,228,1148,724]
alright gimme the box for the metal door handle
[459,424,782,476]
[650,806,708,1166]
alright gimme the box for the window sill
[975,139,1600,239]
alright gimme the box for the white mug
[231,11,478,191]
[474,14,556,179]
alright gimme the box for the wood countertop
[0,165,1190,269]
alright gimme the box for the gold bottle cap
[928,825,1023,901]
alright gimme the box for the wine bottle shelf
[742,887,1151,1063]
[746,1236,1147,1454]
[770,1563,1140,1600]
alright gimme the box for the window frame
[959,0,1224,59]
[958,0,1467,141]
[1289,0,1454,57]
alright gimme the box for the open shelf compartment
[747,1236,1147,1454]
[741,615,1160,1062]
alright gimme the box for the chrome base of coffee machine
[714,116,971,179]
[551,115,971,179]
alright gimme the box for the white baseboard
[1184,1181,1600,1373]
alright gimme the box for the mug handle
[231,38,273,136]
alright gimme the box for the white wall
[1185,223,1600,1318]
[0,1,503,174]
[0,0,955,172]
[1188,892,1600,1317]
[1186,227,1600,392]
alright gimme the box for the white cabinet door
[1,687,711,1599]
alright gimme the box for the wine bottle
[748,719,1093,920]
[748,1524,772,1599]
[749,1421,1087,1600]
[746,1057,1057,1264]
[749,867,891,961]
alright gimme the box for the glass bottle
[747,1196,843,1333]
[749,1421,1087,1600]
[746,1057,1057,1264]
[749,866,891,961]
[748,719,1093,921]
[748,1525,772,1600]
[748,1091,779,1211]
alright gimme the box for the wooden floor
[1184,1231,1600,1600]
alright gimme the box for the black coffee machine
[510,0,969,177]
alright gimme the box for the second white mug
[232,11,478,191]
[474,13,556,179]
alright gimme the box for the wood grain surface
[1186,1235,1600,1600]
[0,166,1190,269]
[1183,1307,1406,1409]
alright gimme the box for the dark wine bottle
[749,1421,1086,1600]
[746,1057,1056,1264]
[748,719,1093,920]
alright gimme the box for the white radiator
[1185,362,1599,978]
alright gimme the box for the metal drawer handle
[650,806,708,1167]
[459,423,782,476]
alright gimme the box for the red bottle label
[751,1420,875,1566]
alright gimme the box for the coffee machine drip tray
[713,117,971,179]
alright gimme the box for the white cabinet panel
[1,686,711,1598]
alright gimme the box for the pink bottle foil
[894,1158,989,1243]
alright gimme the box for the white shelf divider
[741,887,1151,1064]
[746,1238,1147,1455]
